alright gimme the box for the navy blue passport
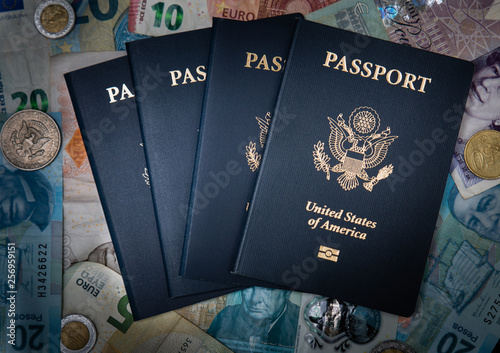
[126,30,239,297]
[233,20,474,316]
[181,15,302,286]
[64,56,237,320]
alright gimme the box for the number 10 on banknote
[129,0,212,35]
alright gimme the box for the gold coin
[0,110,61,171]
[464,129,500,180]
[34,0,75,39]
[41,4,69,34]
[61,321,90,350]
[60,314,97,353]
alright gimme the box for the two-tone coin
[61,314,97,353]
[34,0,75,39]
[370,340,416,353]
[464,129,500,180]
[0,109,61,171]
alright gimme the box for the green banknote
[63,262,234,353]
[1,112,63,353]
[129,0,212,36]
[397,175,500,352]
[0,0,50,114]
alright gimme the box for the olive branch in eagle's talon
[246,141,261,172]
[313,141,331,180]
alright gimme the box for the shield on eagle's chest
[342,150,364,174]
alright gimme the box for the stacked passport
[65,14,474,320]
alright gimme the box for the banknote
[295,294,398,353]
[176,287,397,353]
[129,0,260,36]
[450,46,500,199]
[487,0,500,20]
[129,0,212,36]
[0,112,63,353]
[257,0,340,19]
[48,0,149,55]
[0,0,51,114]
[375,0,500,61]
[396,175,500,352]
[129,0,340,36]
[207,0,259,21]
[62,261,233,353]
[49,51,126,273]
[305,0,389,40]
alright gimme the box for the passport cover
[233,20,474,316]
[126,29,238,297]
[65,57,236,320]
[181,15,302,286]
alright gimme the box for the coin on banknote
[34,0,75,39]
[61,314,97,353]
[0,109,61,171]
[464,129,500,180]
[370,339,416,353]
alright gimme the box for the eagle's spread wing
[256,112,271,148]
[20,121,29,138]
[362,136,398,169]
[328,116,348,162]
[31,137,50,151]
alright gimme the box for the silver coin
[60,314,97,353]
[0,110,61,171]
[34,0,75,39]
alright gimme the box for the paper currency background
[450,47,500,198]
[0,112,63,353]
[1,0,500,352]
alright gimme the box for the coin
[370,340,416,353]
[464,129,500,180]
[0,110,61,171]
[61,314,97,353]
[34,0,75,39]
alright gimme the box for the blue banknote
[197,287,398,353]
[0,113,63,353]
[397,175,500,352]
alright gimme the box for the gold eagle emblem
[313,107,397,191]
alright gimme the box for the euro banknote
[129,0,212,36]
[129,0,340,36]
[256,0,339,19]
[0,0,50,114]
[49,0,149,56]
[396,175,500,352]
[0,112,63,353]
[63,261,233,353]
